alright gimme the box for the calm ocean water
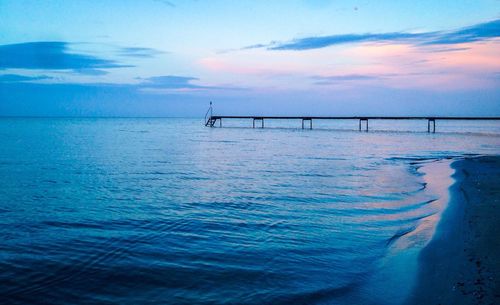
[1,118,499,305]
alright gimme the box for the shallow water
[0,118,499,304]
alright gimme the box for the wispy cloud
[311,74,382,85]
[312,74,381,81]
[153,0,176,8]
[243,19,500,51]
[118,47,165,58]
[240,43,275,51]
[136,75,246,93]
[75,69,110,76]
[427,19,500,45]
[270,32,434,50]
[0,42,130,71]
[0,72,244,94]
[425,47,470,53]
[137,75,212,89]
[0,74,52,82]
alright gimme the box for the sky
[0,0,499,117]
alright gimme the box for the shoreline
[405,156,500,304]
[364,159,455,305]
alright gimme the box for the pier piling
[427,119,436,133]
[302,118,313,129]
[252,118,264,128]
[359,119,368,131]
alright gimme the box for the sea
[0,118,499,305]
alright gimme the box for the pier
[204,104,500,133]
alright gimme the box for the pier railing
[204,115,500,133]
[204,102,215,127]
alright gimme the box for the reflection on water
[0,118,499,305]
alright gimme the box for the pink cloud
[196,39,499,92]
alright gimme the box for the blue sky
[0,0,499,116]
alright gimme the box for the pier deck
[205,115,500,132]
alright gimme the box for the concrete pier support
[359,119,368,131]
[427,119,436,133]
[302,118,312,129]
[253,118,264,128]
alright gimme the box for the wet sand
[406,156,500,305]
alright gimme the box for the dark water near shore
[0,118,499,304]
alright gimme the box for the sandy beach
[406,156,500,305]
